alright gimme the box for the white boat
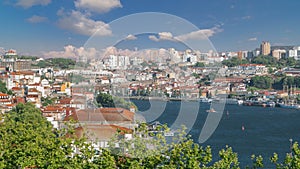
[226,98,244,105]
[237,100,244,105]
[267,101,276,107]
[199,98,212,103]
[278,103,300,109]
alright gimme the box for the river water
[131,99,300,168]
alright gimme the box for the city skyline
[1,0,300,57]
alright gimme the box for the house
[72,124,132,148]
[11,87,24,96]
[64,107,136,129]
[42,106,76,128]
[58,96,86,109]
[0,93,11,106]
[63,107,136,149]
[26,88,41,108]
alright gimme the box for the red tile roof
[64,108,134,122]
[71,124,132,140]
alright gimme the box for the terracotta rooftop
[71,124,132,141]
[42,106,65,113]
[64,108,134,122]
[0,93,9,97]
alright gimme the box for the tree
[0,103,66,168]
[105,123,244,169]
[222,57,249,67]
[1,103,300,168]
[250,75,273,89]
[0,103,109,168]
[271,142,300,168]
[194,62,205,67]
[96,92,137,111]
[252,55,277,66]
[0,80,12,95]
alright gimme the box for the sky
[1,0,300,57]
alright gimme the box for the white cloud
[148,32,175,42]
[42,45,101,59]
[57,10,112,36]
[16,0,51,8]
[125,34,137,40]
[148,35,159,42]
[248,37,257,41]
[74,0,122,13]
[148,27,222,42]
[158,32,174,41]
[175,26,223,41]
[26,15,48,23]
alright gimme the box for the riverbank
[120,96,200,101]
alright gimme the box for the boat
[267,101,276,107]
[199,98,213,103]
[206,108,216,113]
[278,103,300,109]
[237,100,244,105]
[226,98,243,105]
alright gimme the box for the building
[288,46,300,60]
[4,49,17,57]
[272,49,286,60]
[237,51,248,60]
[260,41,271,56]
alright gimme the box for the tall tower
[260,41,271,56]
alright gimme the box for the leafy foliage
[222,57,249,67]
[1,103,300,168]
[36,58,76,69]
[96,92,137,111]
[271,142,300,169]
[223,55,300,68]
[0,103,112,168]
[194,62,205,67]
[250,75,273,89]
[0,80,12,95]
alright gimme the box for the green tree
[96,92,137,111]
[250,75,273,89]
[222,57,249,67]
[0,80,12,95]
[0,103,111,168]
[271,142,300,169]
[194,62,205,67]
[252,55,277,66]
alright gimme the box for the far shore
[118,96,200,102]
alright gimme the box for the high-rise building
[260,41,271,56]
[272,49,286,60]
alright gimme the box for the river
[131,99,300,168]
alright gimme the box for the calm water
[131,99,300,168]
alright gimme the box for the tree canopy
[250,75,273,89]
[96,92,137,111]
[0,80,12,95]
[1,103,300,168]
[222,57,249,67]
[36,58,76,69]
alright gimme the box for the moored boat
[278,103,300,109]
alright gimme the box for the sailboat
[279,85,300,109]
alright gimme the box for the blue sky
[1,0,300,57]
